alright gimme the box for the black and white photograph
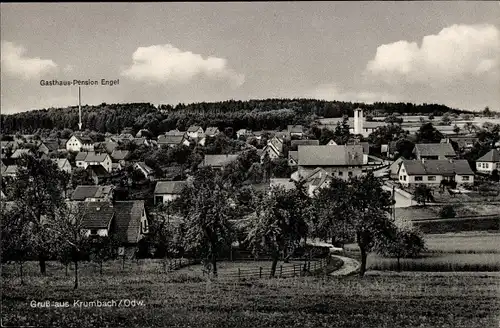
[1,2,499,327]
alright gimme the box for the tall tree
[416,123,443,143]
[173,168,233,276]
[347,172,394,277]
[9,154,69,274]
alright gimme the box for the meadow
[2,266,499,328]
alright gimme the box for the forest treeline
[1,99,469,136]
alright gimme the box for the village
[2,106,499,265]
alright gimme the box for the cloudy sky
[1,2,499,114]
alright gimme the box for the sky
[1,2,499,114]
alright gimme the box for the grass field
[345,233,500,272]
[2,267,499,327]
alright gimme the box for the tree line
[1,99,471,136]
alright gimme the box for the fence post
[238,268,241,280]
[259,267,262,278]
[280,265,283,277]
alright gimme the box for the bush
[439,205,457,219]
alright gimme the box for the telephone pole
[78,87,82,130]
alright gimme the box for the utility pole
[392,185,396,220]
[78,87,82,130]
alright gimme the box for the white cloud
[122,44,245,87]
[307,83,399,104]
[1,41,58,80]
[365,24,500,84]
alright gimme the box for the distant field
[2,267,499,328]
[396,204,500,220]
[425,233,500,254]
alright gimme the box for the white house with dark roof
[110,150,131,166]
[186,126,204,139]
[476,149,500,174]
[66,135,94,152]
[261,136,283,161]
[287,125,304,137]
[82,152,112,172]
[135,162,155,180]
[154,180,187,205]
[297,145,364,180]
[52,158,72,174]
[413,143,456,160]
[398,159,474,187]
[157,134,190,148]
[38,139,60,154]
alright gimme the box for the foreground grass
[2,271,499,328]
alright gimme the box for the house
[135,129,151,138]
[441,136,478,151]
[275,131,291,141]
[52,158,72,174]
[87,165,110,185]
[261,136,283,160]
[111,150,131,166]
[66,135,94,152]
[398,159,474,187]
[111,134,135,143]
[154,181,187,205]
[327,139,337,146]
[58,139,68,152]
[205,127,220,138]
[131,137,149,147]
[413,143,456,160]
[135,162,155,180]
[202,154,238,170]
[157,134,190,148]
[297,145,364,180]
[84,152,112,173]
[186,126,204,139]
[11,148,32,159]
[1,141,14,155]
[288,151,298,166]
[71,185,114,202]
[300,167,333,197]
[75,152,89,169]
[79,200,149,254]
[236,129,252,139]
[3,165,18,177]
[287,125,304,137]
[476,149,500,174]
[38,139,60,154]
[347,139,369,164]
[290,139,319,151]
[101,140,119,154]
[269,178,296,192]
[389,157,404,179]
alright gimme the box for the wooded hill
[1,99,471,136]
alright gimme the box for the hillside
[0,99,471,136]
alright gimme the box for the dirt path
[329,255,360,276]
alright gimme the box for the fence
[217,257,330,280]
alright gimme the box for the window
[415,176,423,181]
[403,176,407,181]
[462,176,470,181]
[155,196,163,204]
[90,229,98,235]
[338,171,343,176]
[428,176,436,181]
[348,171,353,177]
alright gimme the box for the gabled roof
[414,143,456,157]
[40,139,60,152]
[291,140,320,148]
[203,154,238,167]
[0,141,14,148]
[51,158,70,169]
[288,125,304,133]
[187,126,203,132]
[75,152,88,161]
[111,150,131,161]
[80,202,115,229]
[158,135,185,145]
[165,130,185,136]
[298,145,364,166]
[477,149,500,162]
[401,159,473,176]
[135,162,154,175]
[113,201,145,244]
[71,185,114,201]
[85,152,109,162]
[72,135,93,144]
[11,148,31,159]
[132,137,147,146]
[205,127,219,135]
[154,181,187,194]
[4,165,18,175]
